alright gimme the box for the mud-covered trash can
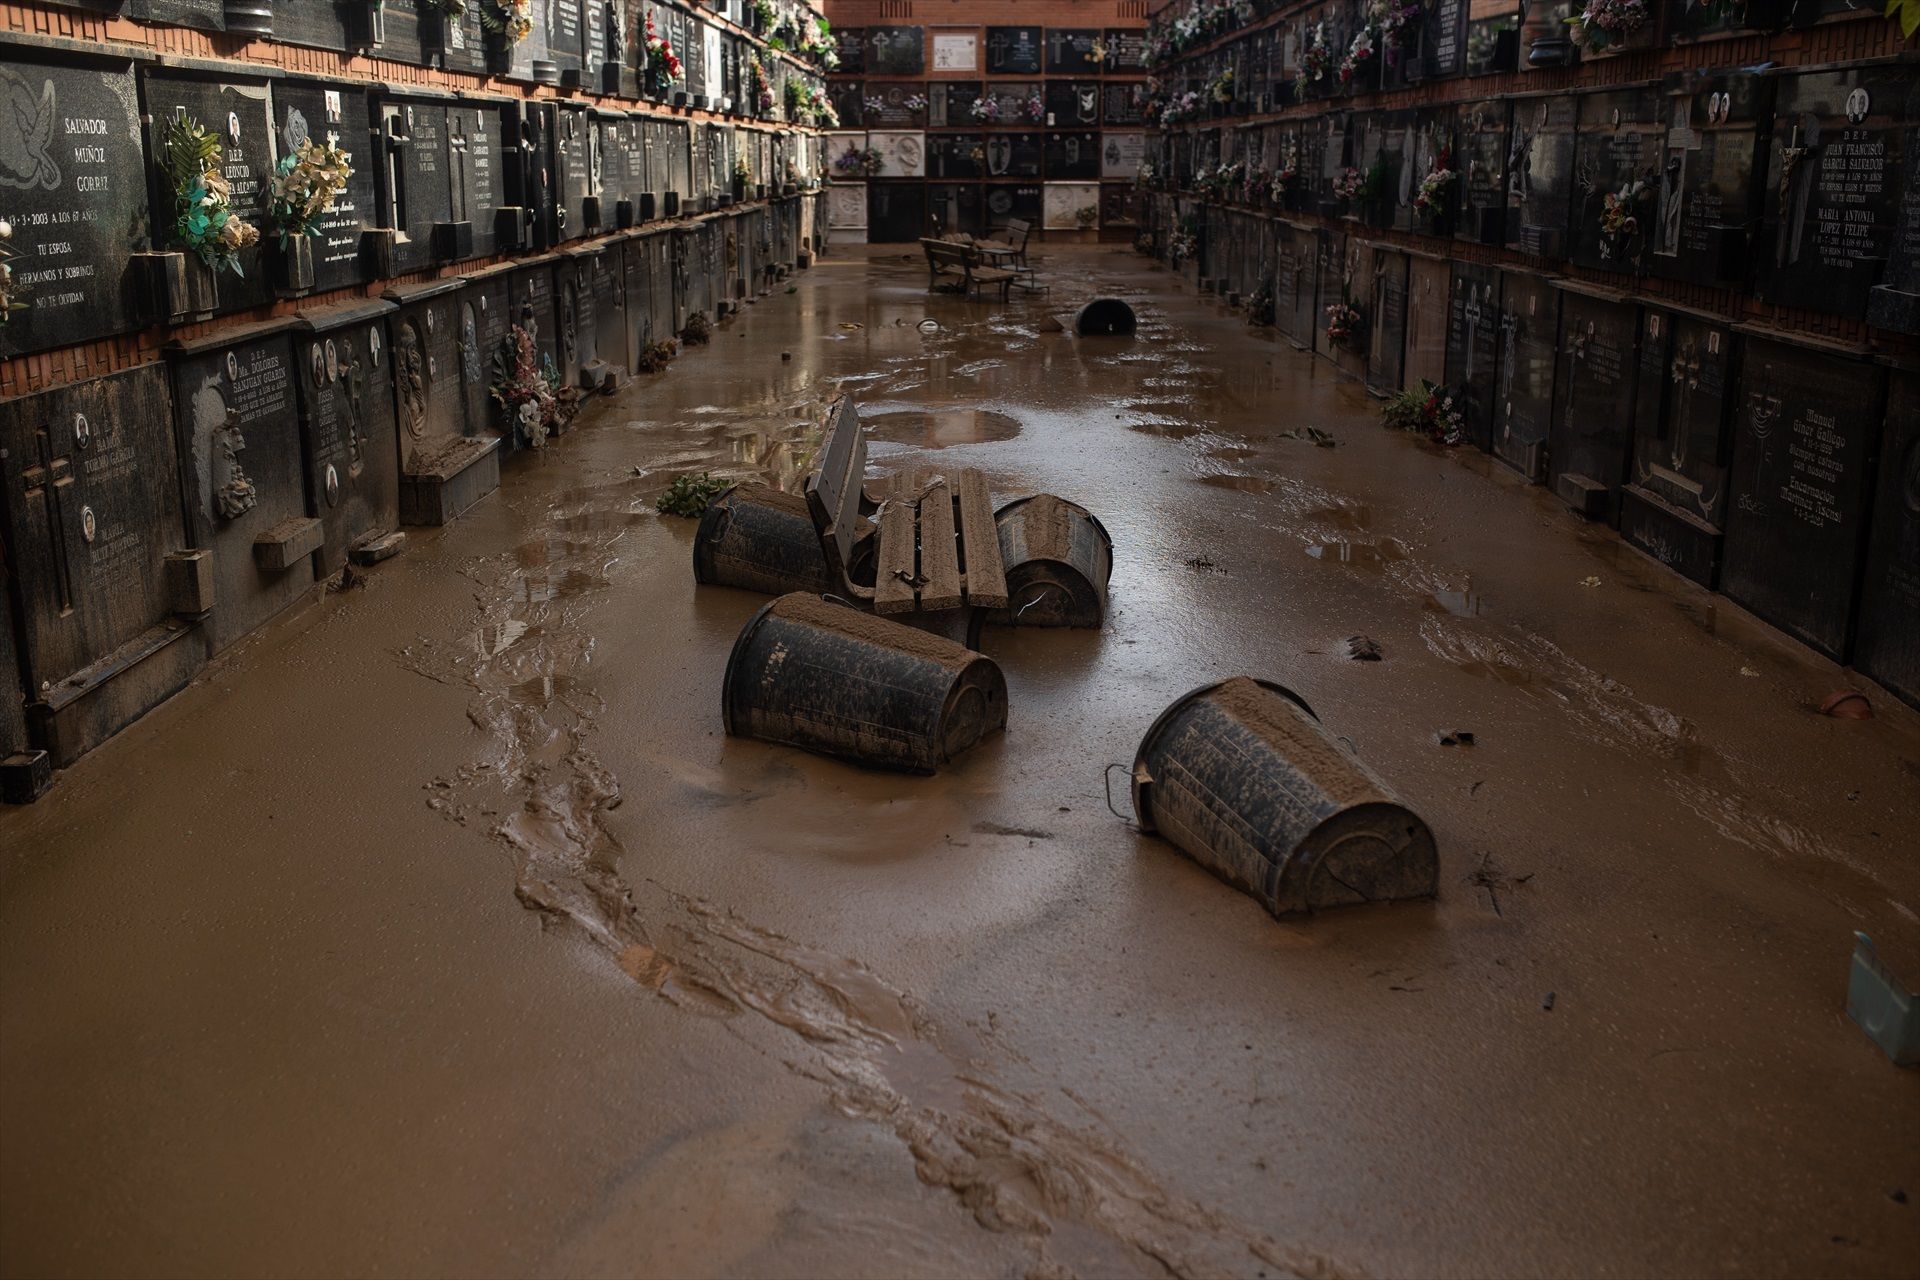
[987,494,1113,628]
[1076,298,1137,337]
[693,484,834,595]
[1131,676,1437,917]
[724,592,1007,773]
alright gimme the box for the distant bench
[919,238,1019,302]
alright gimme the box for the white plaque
[869,131,926,178]
[1101,132,1145,179]
[931,32,978,72]
[828,182,868,229]
[1044,182,1099,230]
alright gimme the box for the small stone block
[349,532,408,566]
[0,750,52,805]
[253,517,326,572]
[166,549,215,617]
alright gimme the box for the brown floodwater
[2,246,1917,1280]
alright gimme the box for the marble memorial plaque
[1421,0,1468,82]
[1404,255,1450,388]
[832,27,866,75]
[864,84,928,130]
[870,132,925,179]
[1099,183,1136,228]
[927,182,983,237]
[985,27,1042,75]
[1855,369,1920,707]
[983,183,1040,229]
[931,32,977,73]
[1105,29,1148,72]
[166,323,310,653]
[126,0,222,29]
[932,82,980,129]
[376,98,451,274]
[1103,83,1147,128]
[460,263,514,443]
[1365,248,1409,396]
[866,181,924,243]
[545,0,586,83]
[1492,270,1557,480]
[928,134,983,179]
[830,81,867,130]
[381,280,472,479]
[271,81,375,291]
[1720,339,1886,660]
[556,102,590,238]
[0,60,147,358]
[1762,66,1913,321]
[373,0,427,69]
[1870,118,1920,332]
[272,0,350,50]
[827,181,867,229]
[1505,94,1576,259]
[1043,182,1098,231]
[1546,289,1639,520]
[1621,307,1736,587]
[1103,132,1145,181]
[1273,222,1316,347]
[1312,227,1347,360]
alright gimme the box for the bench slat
[874,500,918,614]
[917,479,963,613]
[957,469,1008,609]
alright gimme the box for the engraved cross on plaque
[448,114,471,224]
[22,425,76,615]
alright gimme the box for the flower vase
[274,236,316,297]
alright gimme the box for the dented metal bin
[724,593,1007,773]
[1131,676,1438,918]
[1076,298,1137,336]
[987,494,1113,628]
[693,484,834,595]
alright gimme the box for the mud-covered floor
[3,246,1917,1280]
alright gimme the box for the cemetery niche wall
[1136,0,1919,704]
[0,2,832,794]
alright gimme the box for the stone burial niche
[291,297,401,573]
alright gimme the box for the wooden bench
[805,398,1009,620]
[920,238,1019,302]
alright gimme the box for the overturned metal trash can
[724,592,1007,773]
[1131,676,1437,917]
[988,494,1113,628]
[693,484,834,595]
[1075,297,1137,337]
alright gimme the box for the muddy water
[3,247,1917,1280]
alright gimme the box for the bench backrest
[804,397,868,581]
[1004,218,1031,248]
[920,237,973,268]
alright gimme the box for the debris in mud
[636,337,679,373]
[1846,931,1919,1066]
[972,821,1054,840]
[328,564,368,593]
[1464,853,1531,916]
[1436,730,1476,747]
[1820,689,1874,720]
[655,472,730,517]
[1130,677,1439,918]
[1581,575,1603,588]
[838,322,863,331]
[680,311,713,346]
[1344,635,1383,661]
[918,318,940,333]
[1740,665,1760,677]
[1183,555,1227,574]
[1037,314,1065,333]
[781,350,792,361]
[1281,426,1337,447]
[1543,992,1557,1012]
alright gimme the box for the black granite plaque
[0,60,146,358]
[459,262,513,442]
[1761,66,1912,321]
[1366,248,1409,395]
[1312,109,1351,211]
[556,102,590,239]
[502,0,554,84]
[127,0,223,29]
[272,0,350,50]
[832,26,865,75]
[1312,226,1347,359]
[1273,222,1315,346]
[1855,369,1920,707]
[553,251,592,387]
[167,323,309,653]
[1445,262,1500,451]
[510,255,561,384]
[1650,72,1775,289]
[1621,308,1736,587]
[985,27,1042,75]
[866,180,924,243]
[983,182,1040,229]
[1105,29,1148,72]
[1492,270,1557,481]
[0,364,203,763]
[925,182,982,237]
[1103,83,1147,128]
[1421,0,1468,81]
[1720,339,1886,661]
[457,100,509,258]
[863,83,927,129]
[382,279,469,469]
[1453,98,1506,246]
[982,133,1043,179]
[0,583,23,765]
[547,0,586,81]
[1465,4,1518,76]
[1571,86,1664,274]
[1044,133,1100,181]
[374,0,428,69]
[829,81,866,129]
[1044,83,1101,131]
[867,26,923,75]
[928,134,982,179]
[438,4,493,76]
[517,101,557,247]
[589,242,626,374]
[1390,113,1452,234]
[1352,111,1408,229]
[270,81,375,292]
[378,99,451,274]
[1505,94,1576,259]
[143,72,276,314]
[618,234,654,357]
[1099,182,1136,228]
[1046,29,1101,75]
[1869,122,1920,333]
[931,82,980,129]
[294,300,399,573]
[1546,289,1639,520]
[985,82,1042,128]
